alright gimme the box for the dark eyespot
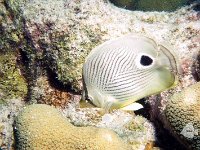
[140,55,153,66]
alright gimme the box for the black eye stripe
[140,55,153,66]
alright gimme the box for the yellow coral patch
[14,104,131,150]
[165,82,200,149]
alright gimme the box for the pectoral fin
[120,102,144,111]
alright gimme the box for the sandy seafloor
[0,0,200,149]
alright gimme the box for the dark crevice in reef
[17,49,38,103]
[191,1,200,11]
[193,3,200,11]
[192,51,200,82]
[46,68,80,95]
[135,99,187,150]
[109,0,199,12]
[153,120,187,150]
[134,98,151,119]
[17,49,30,78]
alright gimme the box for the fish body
[82,34,179,111]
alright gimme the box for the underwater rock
[14,104,132,150]
[0,51,27,104]
[164,82,200,150]
[0,1,27,104]
[0,99,24,149]
[109,0,189,11]
[3,0,199,94]
[0,0,39,104]
[32,76,72,108]
[5,0,103,92]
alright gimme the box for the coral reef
[0,1,28,104]
[3,0,199,94]
[0,0,198,111]
[0,51,27,104]
[5,0,103,92]
[0,99,24,149]
[0,0,23,52]
[63,103,156,149]
[0,0,199,149]
[164,82,200,150]
[32,76,72,108]
[0,0,38,104]
[14,104,132,150]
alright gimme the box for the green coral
[0,52,27,104]
[109,0,137,10]
[165,82,200,150]
[137,0,188,12]
[109,0,188,11]
[14,104,131,150]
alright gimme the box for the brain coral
[14,104,131,150]
[165,82,200,150]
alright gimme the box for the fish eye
[140,55,153,66]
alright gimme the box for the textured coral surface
[165,82,200,149]
[62,103,156,150]
[0,51,27,104]
[14,104,132,150]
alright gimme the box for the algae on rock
[3,0,103,92]
[0,52,27,104]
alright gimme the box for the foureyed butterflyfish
[82,34,179,111]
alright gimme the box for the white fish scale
[105,69,154,97]
[110,47,137,83]
[101,49,120,88]
[110,69,148,82]
[98,48,115,88]
[86,47,110,86]
[118,52,136,73]
[87,45,139,92]
[115,74,155,101]
[90,50,107,88]
[96,51,109,88]
[85,45,154,101]
[106,69,153,91]
[102,47,134,87]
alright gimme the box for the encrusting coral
[14,104,132,150]
[164,82,200,150]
